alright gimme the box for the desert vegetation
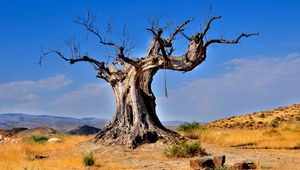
[164,141,206,158]
[83,153,95,166]
[25,135,49,144]
[178,104,300,149]
[0,134,94,170]
[181,124,300,149]
[208,103,300,129]
[0,103,299,169]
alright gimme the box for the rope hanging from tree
[164,61,168,98]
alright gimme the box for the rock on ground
[47,137,63,143]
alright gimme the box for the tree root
[93,124,181,148]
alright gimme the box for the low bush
[177,121,201,132]
[25,135,49,144]
[270,120,279,128]
[259,113,266,118]
[83,153,95,166]
[164,141,206,158]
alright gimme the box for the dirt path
[78,141,300,170]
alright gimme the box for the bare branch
[65,38,81,58]
[39,48,68,65]
[120,24,138,56]
[104,21,113,42]
[201,16,222,38]
[117,47,139,68]
[75,11,140,68]
[204,33,259,48]
[146,28,157,36]
[166,18,193,44]
[145,14,161,31]
[40,48,103,68]
[74,11,120,49]
[179,30,191,41]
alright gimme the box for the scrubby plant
[184,131,200,139]
[270,119,279,128]
[23,167,38,170]
[25,135,49,144]
[25,154,35,161]
[259,163,272,169]
[83,153,95,166]
[215,166,231,170]
[177,122,208,139]
[164,141,206,158]
[263,129,281,137]
[259,113,266,118]
[177,121,201,132]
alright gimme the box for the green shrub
[25,135,49,144]
[177,121,201,132]
[259,113,266,118]
[83,153,95,166]
[270,120,279,128]
[164,141,206,158]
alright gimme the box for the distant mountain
[17,126,57,137]
[0,113,108,131]
[0,113,200,131]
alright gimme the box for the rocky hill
[67,125,100,135]
[0,113,107,131]
[207,103,300,129]
[0,127,28,137]
[17,126,57,137]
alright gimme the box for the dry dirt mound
[17,126,56,137]
[207,103,300,129]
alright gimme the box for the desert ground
[0,104,299,170]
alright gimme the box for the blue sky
[0,0,300,122]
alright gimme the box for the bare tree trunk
[94,65,179,148]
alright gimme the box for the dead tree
[41,13,258,148]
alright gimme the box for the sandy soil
[79,141,190,170]
[78,141,300,170]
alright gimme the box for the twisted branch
[204,33,259,48]
[201,16,222,38]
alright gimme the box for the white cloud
[46,82,115,118]
[0,78,115,119]
[0,75,72,101]
[157,53,300,122]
